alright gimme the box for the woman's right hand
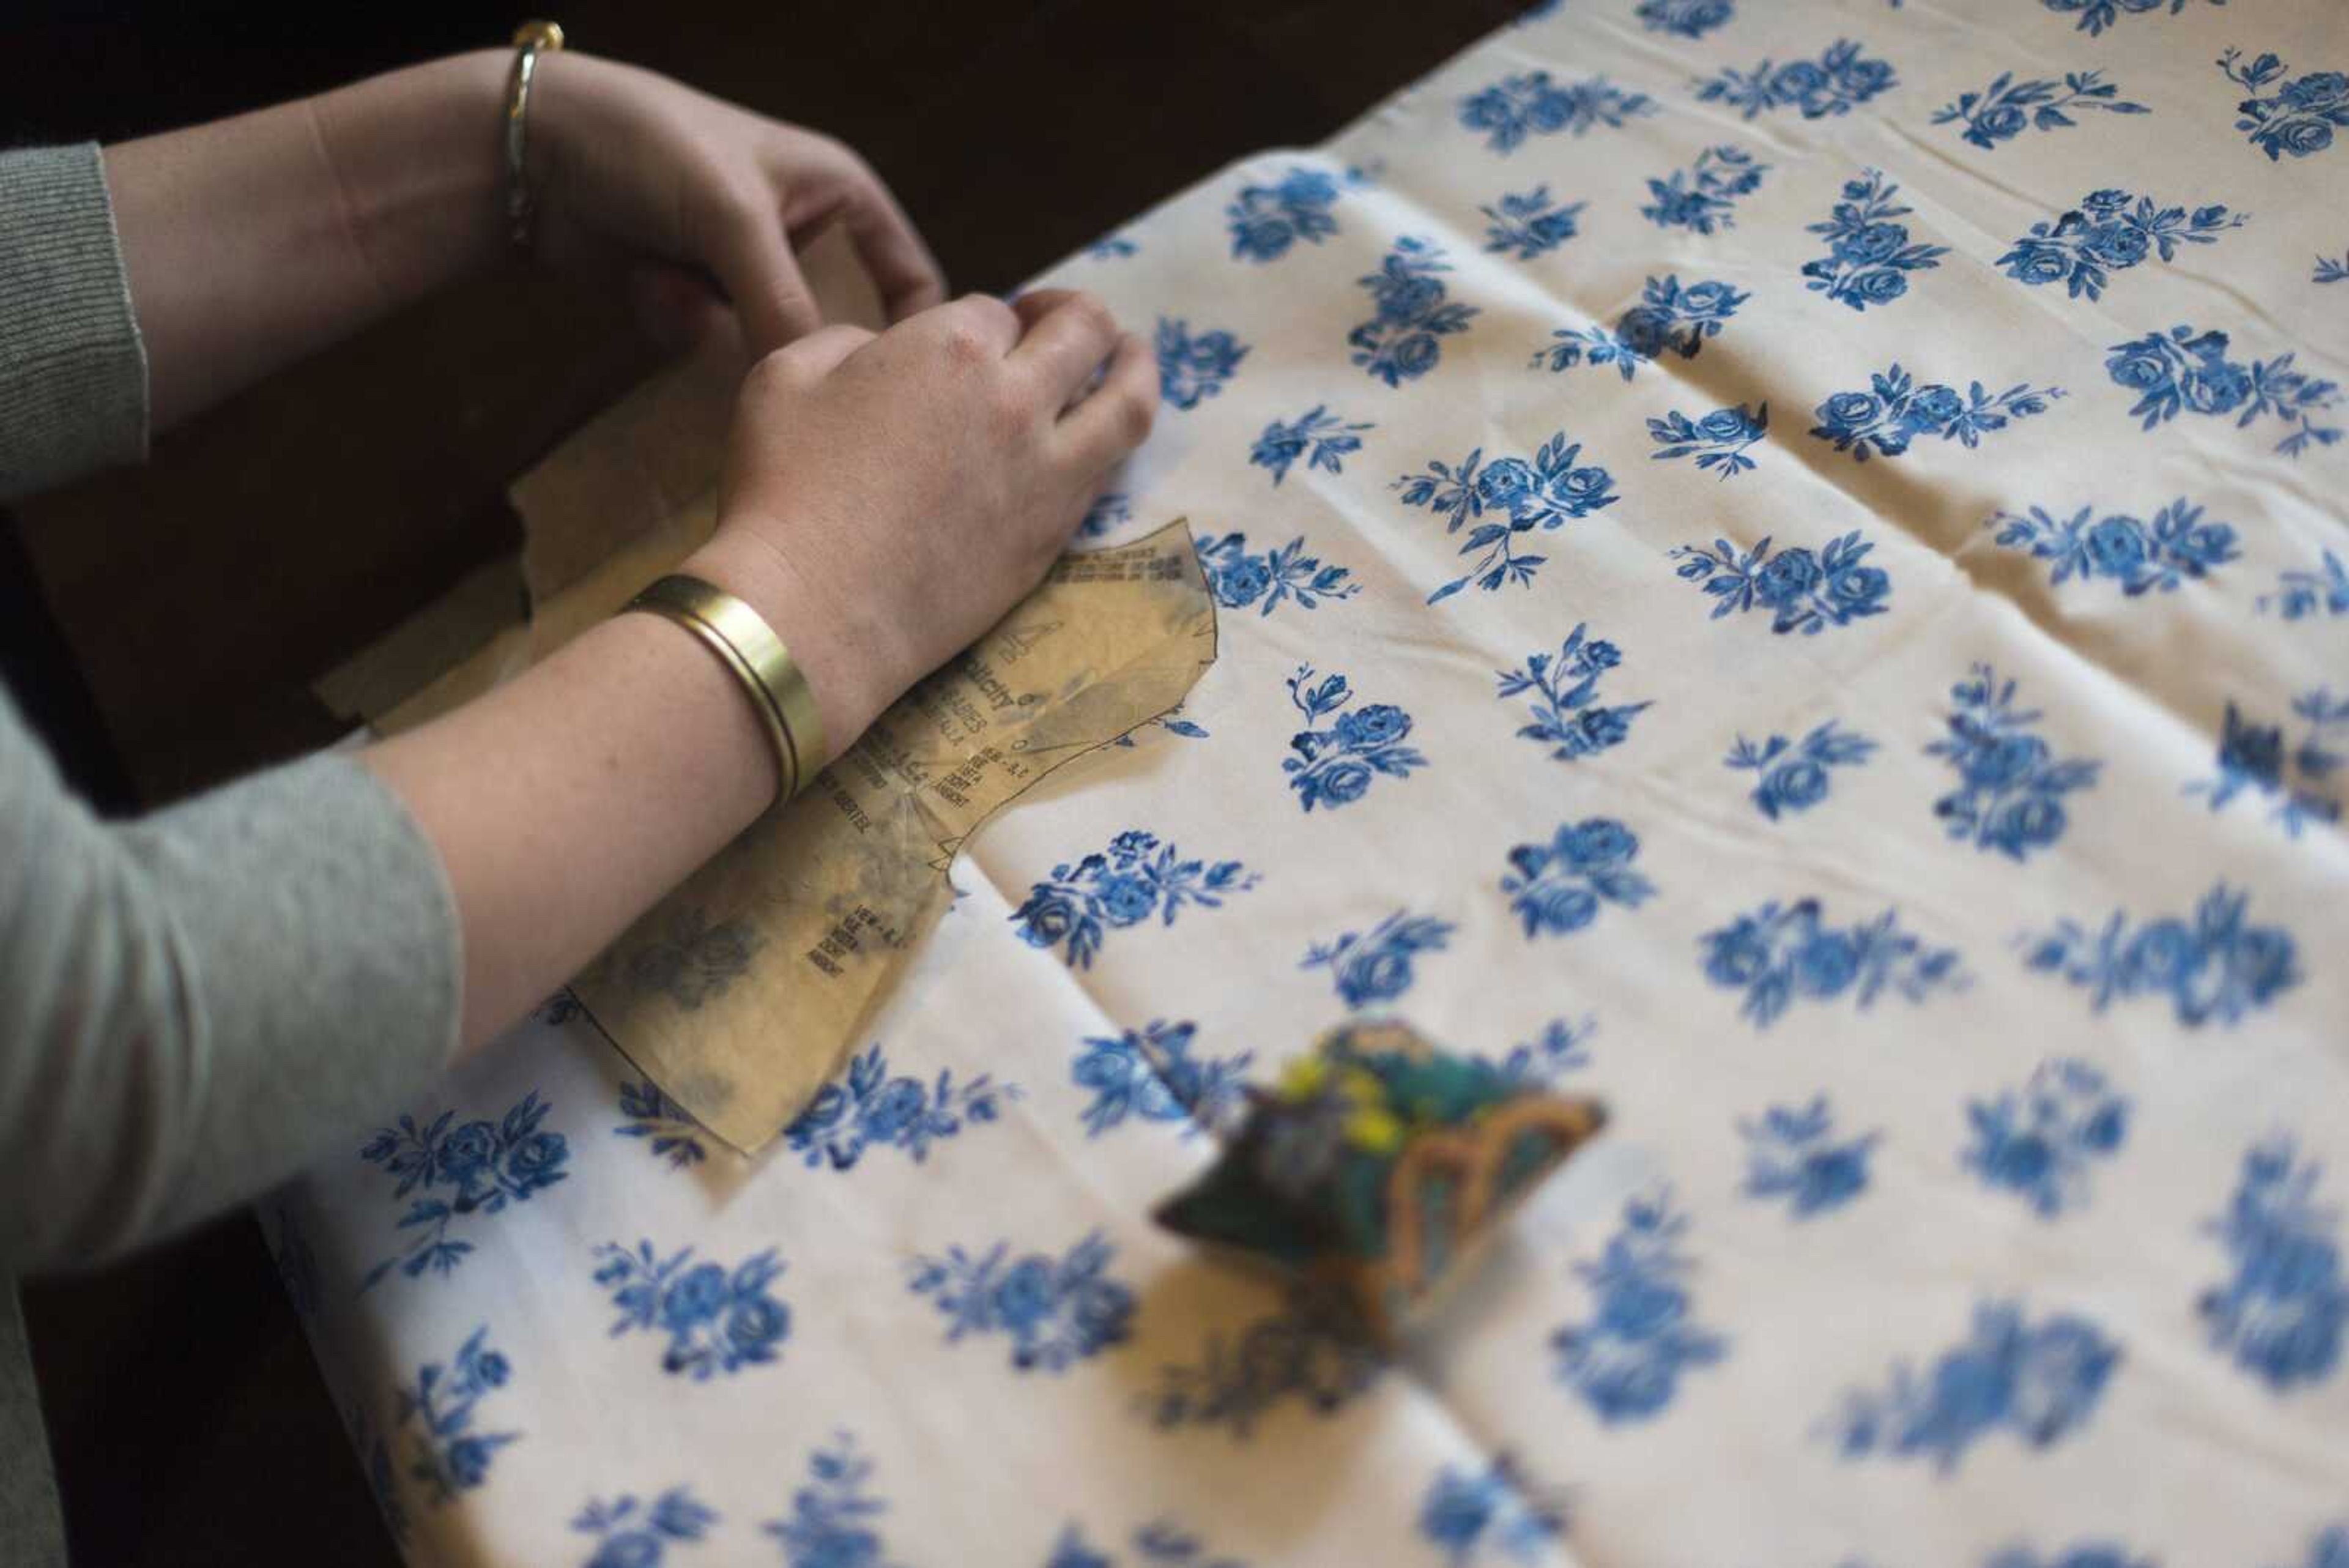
[685,288,1159,753]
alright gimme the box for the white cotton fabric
[281,4,2349,1564]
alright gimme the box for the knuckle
[803,324,872,367]
[806,130,861,171]
[712,170,773,234]
[956,291,1018,332]
[744,346,801,394]
[1067,292,1118,340]
[939,322,991,367]
[933,294,1012,366]
[1116,384,1159,445]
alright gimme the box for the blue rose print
[358,1091,570,1290]
[2271,1526,2349,1568]
[1935,70,2148,149]
[1740,1097,1879,1219]
[1828,1299,2121,1471]
[1480,185,1585,261]
[1283,666,1427,812]
[1552,1188,1728,1422]
[1987,1544,2154,1568]
[1247,406,1371,487]
[615,1079,708,1171]
[2199,1137,2347,1393]
[1803,169,1947,310]
[1047,1521,1252,1568]
[1141,1282,1383,1435]
[1458,72,1655,154]
[2107,323,2343,457]
[2186,689,2349,837]
[2044,0,2222,35]
[1501,818,1655,939]
[1395,432,1620,602]
[2220,49,2349,162]
[1702,897,1965,1028]
[1726,721,1876,819]
[1483,1016,1595,1087]
[1196,532,1359,616]
[1417,1453,1569,1565]
[1696,39,1898,119]
[1639,146,1768,234]
[2261,550,2349,622]
[1350,238,1480,387]
[393,1326,518,1506]
[1155,318,1250,411]
[763,1434,906,1568]
[1080,492,1132,540]
[1811,365,2064,459]
[571,1490,718,1568]
[1071,1019,1252,1139]
[1648,403,1767,480]
[2022,882,2302,1028]
[1962,1059,2131,1219]
[1538,275,1747,384]
[1989,498,2238,596]
[593,1239,791,1380]
[1999,189,2245,301]
[1014,830,1260,969]
[1637,0,1732,37]
[1225,166,1341,262]
[908,1230,1137,1372]
[1496,623,1651,763]
[2321,253,2349,285]
[1926,664,2101,862]
[1671,532,1892,636]
[1302,908,1456,1007]
[532,987,584,1025]
[784,1043,1019,1170]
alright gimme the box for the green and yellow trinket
[1152,1020,1606,1344]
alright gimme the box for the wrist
[311,51,511,298]
[682,527,892,757]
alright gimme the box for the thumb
[707,197,821,357]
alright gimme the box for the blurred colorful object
[1154,1020,1605,1342]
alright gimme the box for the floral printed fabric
[282,3,2348,1566]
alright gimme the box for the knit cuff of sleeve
[119,751,463,1241]
[0,144,150,505]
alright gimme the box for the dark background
[2,2,1521,1561]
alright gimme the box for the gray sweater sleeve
[0,144,147,501]
[0,702,462,1268]
[0,146,464,1270]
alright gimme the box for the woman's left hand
[522,51,948,355]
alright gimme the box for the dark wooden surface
[2,2,1522,1562]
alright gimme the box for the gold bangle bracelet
[625,574,828,804]
[503,20,566,249]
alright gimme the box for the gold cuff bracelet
[625,574,827,804]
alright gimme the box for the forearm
[105,50,511,431]
[358,531,878,1057]
[1,701,461,1270]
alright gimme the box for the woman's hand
[370,289,1156,1048]
[109,47,942,429]
[686,289,1159,748]
[526,51,947,356]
